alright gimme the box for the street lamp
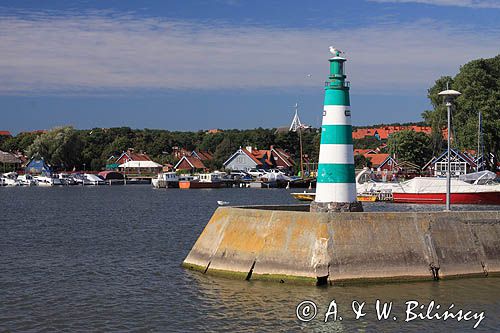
[438,88,461,211]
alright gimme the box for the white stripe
[315,183,357,203]
[322,105,352,126]
[318,144,354,164]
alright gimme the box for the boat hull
[179,181,225,189]
[393,192,500,205]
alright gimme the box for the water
[0,186,499,332]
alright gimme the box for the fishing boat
[217,200,230,206]
[179,173,225,189]
[392,175,500,204]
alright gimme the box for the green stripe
[324,89,350,106]
[320,125,353,144]
[317,164,355,183]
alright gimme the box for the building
[352,125,434,140]
[0,131,12,138]
[107,149,152,170]
[0,150,21,172]
[174,155,208,173]
[423,149,476,177]
[223,146,294,172]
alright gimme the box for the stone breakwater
[182,206,500,285]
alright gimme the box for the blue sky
[1,0,499,133]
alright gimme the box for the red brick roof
[0,131,12,136]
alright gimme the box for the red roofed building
[174,155,208,172]
[365,153,398,171]
[223,146,294,172]
[115,149,152,165]
[0,131,12,137]
[352,125,434,140]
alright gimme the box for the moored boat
[392,176,500,204]
[179,173,225,189]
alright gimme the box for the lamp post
[437,89,461,211]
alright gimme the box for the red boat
[392,176,500,205]
[179,173,226,189]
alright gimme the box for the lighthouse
[310,47,363,213]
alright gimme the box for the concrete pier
[183,206,500,285]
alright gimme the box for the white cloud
[0,11,499,95]
[369,0,500,9]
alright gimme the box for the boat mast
[290,102,305,178]
[477,110,482,171]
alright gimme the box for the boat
[17,174,36,186]
[217,200,230,206]
[179,173,226,189]
[392,176,500,204]
[290,192,379,202]
[1,172,20,186]
[152,172,179,188]
[357,194,378,202]
[290,192,315,201]
[83,173,106,185]
[33,175,64,186]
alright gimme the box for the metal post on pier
[438,88,461,211]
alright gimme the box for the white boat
[83,173,106,185]
[392,176,500,204]
[355,168,401,195]
[17,174,36,186]
[152,172,179,188]
[57,173,78,185]
[1,172,20,186]
[217,200,230,206]
[33,175,59,187]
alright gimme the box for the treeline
[0,127,322,172]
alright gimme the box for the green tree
[354,154,372,169]
[387,130,432,167]
[424,55,500,161]
[27,126,84,170]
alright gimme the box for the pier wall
[182,207,500,284]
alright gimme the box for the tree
[27,126,84,170]
[354,154,372,169]
[387,130,432,167]
[423,55,500,162]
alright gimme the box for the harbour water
[1,186,499,332]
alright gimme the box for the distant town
[0,122,497,183]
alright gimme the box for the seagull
[329,46,343,56]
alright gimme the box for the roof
[354,149,376,155]
[241,148,264,166]
[174,155,207,170]
[365,153,392,167]
[428,149,477,168]
[0,150,21,163]
[352,126,434,140]
[192,150,213,161]
[119,160,162,168]
[116,150,152,163]
[0,131,12,136]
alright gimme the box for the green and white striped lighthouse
[310,47,363,212]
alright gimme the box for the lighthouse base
[310,201,363,213]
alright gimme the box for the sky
[0,0,499,133]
